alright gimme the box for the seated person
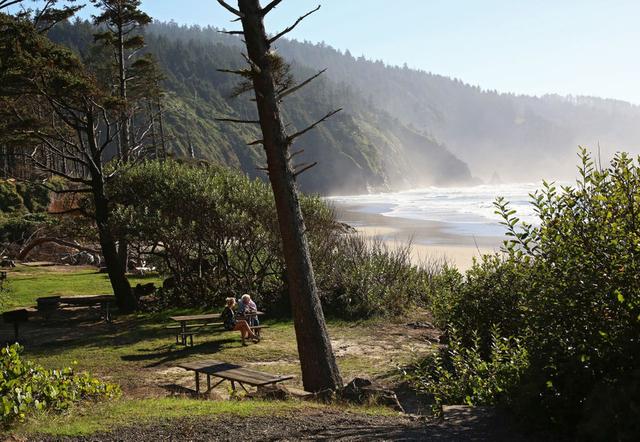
[237,293,259,326]
[221,297,258,345]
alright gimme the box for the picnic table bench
[177,360,293,394]
[169,314,223,346]
[169,312,266,346]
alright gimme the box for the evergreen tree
[0,9,141,311]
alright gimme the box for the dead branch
[288,108,341,142]
[219,29,244,35]
[268,5,321,44]
[18,237,100,261]
[261,0,284,16]
[247,139,264,146]
[293,161,318,177]
[288,148,304,160]
[278,69,326,100]
[215,117,260,124]
[216,0,244,18]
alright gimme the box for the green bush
[0,344,120,426]
[110,160,438,319]
[422,149,640,436]
[319,235,440,319]
[405,325,529,415]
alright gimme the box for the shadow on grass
[121,338,236,368]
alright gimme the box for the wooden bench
[169,314,223,346]
[177,360,293,394]
[250,325,268,338]
[166,322,224,345]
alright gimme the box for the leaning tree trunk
[237,0,342,392]
[92,177,136,313]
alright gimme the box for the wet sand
[332,203,505,271]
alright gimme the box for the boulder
[339,377,404,412]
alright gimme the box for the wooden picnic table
[177,360,293,394]
[169,312,266,346]
[169,313,222,346]
[59,295,115,322]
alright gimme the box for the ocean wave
[327,183,544,227]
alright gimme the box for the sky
[72,1,640,104]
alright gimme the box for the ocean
[327,183,542,239]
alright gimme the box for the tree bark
[236,0,342,392]
[86,112,136,313]
[93,178,136,312]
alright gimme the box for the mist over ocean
[328,183,543,239]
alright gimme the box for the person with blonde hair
[221,297,258,345]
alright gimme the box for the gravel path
[32,408,536,441]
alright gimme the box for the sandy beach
[332,203,505,271]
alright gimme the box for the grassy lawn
[14,398,395,437]
[1,264,435,437]
[1,264,162,311]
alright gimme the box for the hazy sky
[73,0,640,104]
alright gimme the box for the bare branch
[261,0,284,16]
[215,117,260,124]
[216,0,244,18]
[288,108,342,142]
[247,139,264,146]
[218,68,254,76]
[288,149,304,161]
[268,5,321,44]
[293,161,318,177]
[278,69,326,100]
[218,29,244,35]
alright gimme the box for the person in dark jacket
[222,297,258,345]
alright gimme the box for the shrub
[110,161,345,314]
[319,235,441,319]
[0,344,120,426]
[405,325,529,415]
[110,160,439,319]
[421,149,640,436]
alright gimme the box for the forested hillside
[144,22,640,182]
[49,20,474,194]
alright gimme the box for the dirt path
[34,408,534,442]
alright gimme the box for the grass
[1,264,162,311]
[1,264,435,437]
[15,397,396,437]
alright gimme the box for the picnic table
[60,295,115,322]
[177,360,293,394]
[169,313,222,346]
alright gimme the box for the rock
[341,377,373,402]
[162,276,176,290]
[406,321,433,329]
[339,377,405,413]
[134,282,156,298]
[250,384,291,401]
